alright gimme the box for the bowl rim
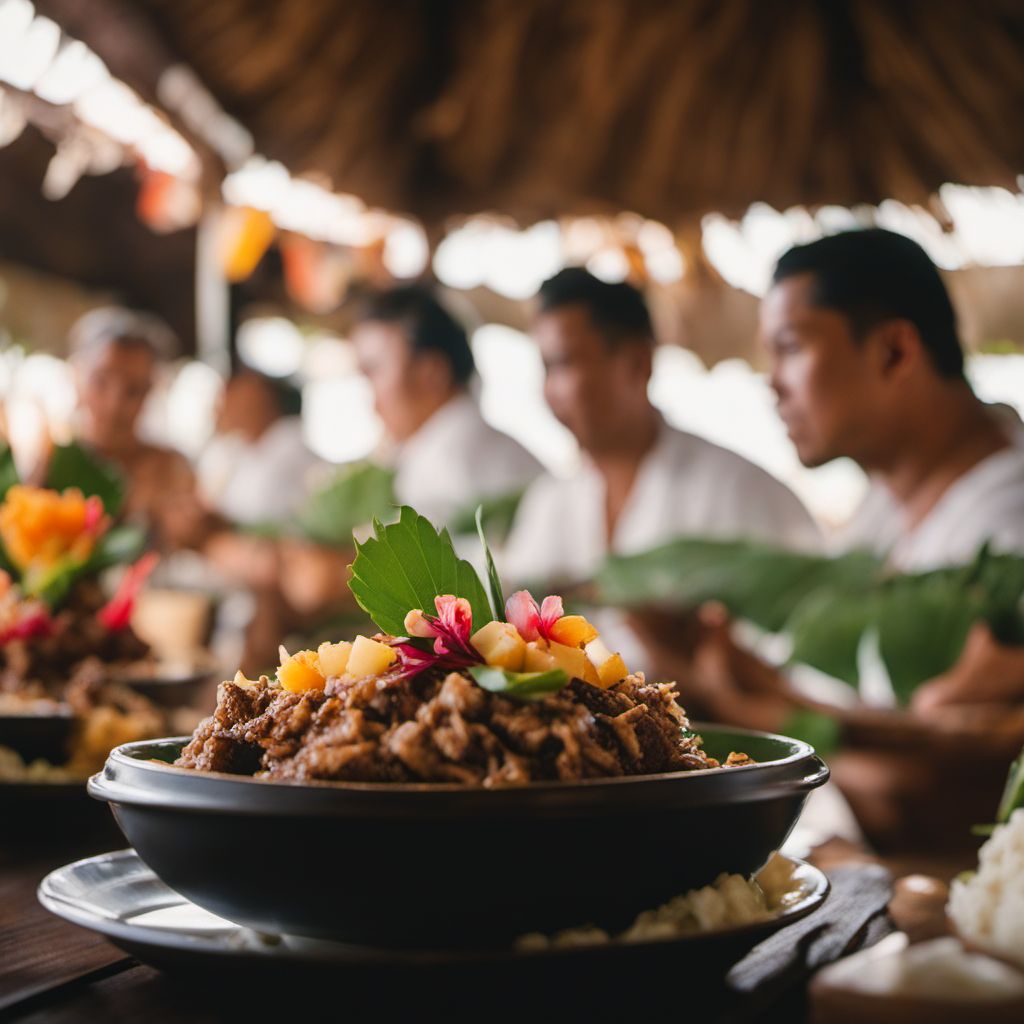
[89,723,828,815]
[112,721,817,790]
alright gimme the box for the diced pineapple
[584,637,629,688]
[347,634,398,677]
[278,650,325,693]
[547,614,599,648]
[317,640,353,677]
[523,639,557,673]
[470,620,526,670]
[547,639,587,680]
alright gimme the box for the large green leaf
[476,505,504,621]
[45,442,125,517]
[787,585,876,686]
[348,506,492,636]
[295,462,396,547]
[597,538,880,633]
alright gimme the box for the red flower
[98,552,159,631]
[396,594,483,678]
[505,590,564,642]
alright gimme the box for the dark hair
[233,368,302,417]
[772,228,964,379]
[537,267,653,346]
[357,285,475,386]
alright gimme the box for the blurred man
[353,284,540,525]
[198,369,321,525]
[763,227,1024,569]
[278,285,541,618]
[503,268,820,669]
[69,307,211,550]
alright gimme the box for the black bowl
[0,708,75,764]
[88,725,828,948]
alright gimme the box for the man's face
[760,274,879,467]
[76,340,155,448]
[534,305,650,455]
[353,320,436,443]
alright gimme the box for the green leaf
[597,538,880,633]
[348,506,492,636]
[787,586,875,687]
[45,442,125,517]
[469,665,569,701]
[0,445,19,500]
[476,505,504,621]
[295,462,397,547]
[86,525,147,572]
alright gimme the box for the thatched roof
[37,0,1024,229]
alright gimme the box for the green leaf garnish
[349,506,492,636]
[476,505,505,621]
[45,442,125,518]
[0,445,18,502]
[996,744,1024,824]
[469,665,569,701]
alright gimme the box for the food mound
[176,666,724,786]
[176,508,754,787]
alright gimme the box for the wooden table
[0,806,965,1023]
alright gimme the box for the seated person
[280,285,542,614]
[503,268,820,668]
[68,307,213,551]
[764,228,1024,569]
[198,369,322,526]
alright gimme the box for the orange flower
[0,485,109,594]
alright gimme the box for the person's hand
[628,603,797,731]
[277,537,355,615]
[205,531,281,589]
[911,623,1024,715]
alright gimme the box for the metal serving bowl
[88,726,828,948]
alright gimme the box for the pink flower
[505,590,564,642]
[395,594,482,678]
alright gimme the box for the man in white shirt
[503,268,820,669]
[353,285,541,526]
[198,370,322,525]
[762,228,1024,571]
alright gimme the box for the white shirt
[197,417,322,525]
[837,443,1024,571]
[503,420,821,670]
[390,393,542,528]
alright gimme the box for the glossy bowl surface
[89,725,828,947]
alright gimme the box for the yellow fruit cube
[584,637,629,688]
[547,615,599,648]
[347,635,398,677]
[470,620,526,671]
[523,640,557,673]
[547,639,587,680]
[278,650,325,693]
[317,641,353,677]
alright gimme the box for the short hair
[356,285,475,386]
[232,368,302,418]
[772,229,964,379]
[537,267,653,346]
[68,306,177,361]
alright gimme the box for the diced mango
[581,658,602,687]
[584,637,629,688]
[317,640,353,677]
[547,615,599,648]
[471,620,526,670]
[523,639,557,673]
[347,634,398,677]
[547,639,587,680]
[278,650,326,693]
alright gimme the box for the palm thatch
[38,0,1024,229]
